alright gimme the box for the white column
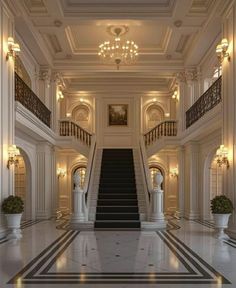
[175,72,187,133]
[184,141,200,219]
[0,2,15,238]
[177,146,185,217]
[222,3,236,237]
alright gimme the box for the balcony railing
[144,120,177,146]
[15,72,51,127]
[186,76,222,128]
[59,120,92,146]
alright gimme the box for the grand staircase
[95,149,140,229]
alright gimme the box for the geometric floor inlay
[8,230,230,285]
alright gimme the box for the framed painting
[108,104,128,126]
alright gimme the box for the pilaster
[184,141,200,219]
[36,142,54,219]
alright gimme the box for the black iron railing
[59,120,92,146]
[186,76,222,128]
[15,72,51,127]
[144,121,177,146]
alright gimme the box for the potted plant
[1,195,24,240]
[211,195,233,240]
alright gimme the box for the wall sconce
[57,167,66,178]
[58,90,64,101]
[170,167,178,178]
[165,112,170,117]
[215,145,230,169]
[7,145,20,169]
[6,37,20,60]
[66,112,71,118]
[216,38,230,63]
[80,98,84,103]
[172,90,178,101]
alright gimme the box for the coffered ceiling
[8,0,231,92]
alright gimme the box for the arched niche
[15,56,32,88]
[144,104,165,132]
[71,104,91,131]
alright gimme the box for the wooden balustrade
[186,76,222,128]
[144,121,177,146]
[15,72,51,127]
[59,120,92,146]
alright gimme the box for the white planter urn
[213,213,231,240]
[5,214,22,240]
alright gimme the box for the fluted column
[177,146,185,217]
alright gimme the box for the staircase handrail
[82,135,97,220]
[144,120,177,146]
[139,136,153,217]
[59,119,92,146]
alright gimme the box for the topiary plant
[1,195,24,214]
[211,195,233,214]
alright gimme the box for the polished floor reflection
[0,218,236,287]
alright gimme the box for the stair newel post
[70,170,85,223]
[150,172,166,224]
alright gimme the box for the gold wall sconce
[172,90,178,102]
[58,90,64,101]
[7,145,20,169]
[170,167,178,178]
[215,145,230,169]
[216,38,230,63]
[57,167,66,178]
[6,37,20,60]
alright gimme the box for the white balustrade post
[150,172,166,226]
[70,171,85,223]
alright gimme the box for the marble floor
[0,218,236,288]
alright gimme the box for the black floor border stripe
[156,232,197,275]
[25,231,79,279]
[161,232,211,279]
[40,231,80,274]
[167,231,231,284]
[21,280,222,284]
[7,231,72,284]
[45,272,192,275]
[224,241,236,249]
[29,275,220,280]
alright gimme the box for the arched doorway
[73,166,86,189]
[14,148,31,220]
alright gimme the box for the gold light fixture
[58,90,64,101]
[215,145,229,169]
[98,25,139,70]
[7,145,20,169]
[216,38,230,63]
[6,37,20,60]
[172,90,178,101]
[170,167,178,178]
[57,167,66,178]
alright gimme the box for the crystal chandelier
[98,25,139,70]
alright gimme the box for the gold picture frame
[108,104,128,126]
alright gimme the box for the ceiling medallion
[98,25,139,70]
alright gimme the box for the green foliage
[1,195,24,214]
[211,195,233,214]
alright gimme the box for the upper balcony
[186,76,222,129]
[15,72,51,128]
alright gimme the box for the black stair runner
[95,149,140,229]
